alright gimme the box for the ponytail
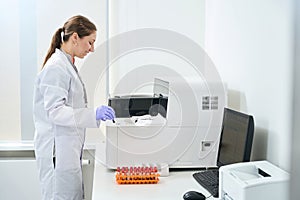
[42,28,63,67]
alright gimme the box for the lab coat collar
[59,48,78,72]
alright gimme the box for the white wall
[0,1,21,140]
[110,0,205,43]
[109,0,206,94]
[205,0,294,171]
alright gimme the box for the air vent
[202,96,219,110]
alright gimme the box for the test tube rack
[115,166,160,184]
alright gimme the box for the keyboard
[192,169,219,198]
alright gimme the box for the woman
[33,15,115,200]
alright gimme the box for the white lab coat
[33,49,99,200]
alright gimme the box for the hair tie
[61,28,64,42]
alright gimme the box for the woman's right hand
[96,105,115,121]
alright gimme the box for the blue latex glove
[96,105,115,121]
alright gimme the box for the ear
[71,32,79,42]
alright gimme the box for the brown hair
[42,15,97,67]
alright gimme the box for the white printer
[219,160,290,200]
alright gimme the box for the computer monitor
[217,108,254,167]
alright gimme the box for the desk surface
[92,163,217,200]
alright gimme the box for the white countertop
[92,162,217,200]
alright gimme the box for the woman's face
[75,31,97,58]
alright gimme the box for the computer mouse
[183,191,206,200]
